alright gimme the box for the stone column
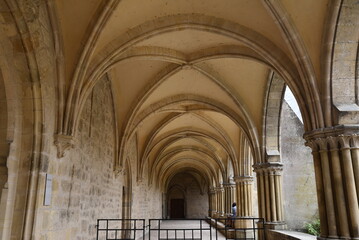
[216,186,225,217]
[212,187,223,218]
[210,188,218,218]
[253,163,285,229]
[305,127,359,240]
[208,189,216,217]
[234,176,254,217]
[223,182,236,216]
[233,176,254,233]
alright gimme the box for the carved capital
[305,140,319,153]
[253,162,283,174]
[314,138,328,151]
[327,136,339,150]
[304,125,359,150]
[338,135,351,149]
[54,134,76,158]
[351,134,359,148]
[209,187,216,194]
[234,175,254,183]
[222,182,236,188]
[215,187,224,192]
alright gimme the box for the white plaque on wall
[44,174,53,206]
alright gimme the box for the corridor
[0,1,358,240]
[147,220,226,240]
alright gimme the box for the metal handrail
[96,217,265,240]
[96,219,145,240]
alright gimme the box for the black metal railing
[96,219,145,240]
[210,217,265,240]
[96,217,265,240]
[149,219,212,240]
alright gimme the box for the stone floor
[145,220,226,240]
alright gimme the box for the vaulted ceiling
[54,0,329,189]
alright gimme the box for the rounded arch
[262,72,286,163]
[0,1,45,238]
[326,0,359,125]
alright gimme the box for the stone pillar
[216,186,225,217]
[305,127,359,240]
[253,163,285,229]
[208,189,216,217]
[212,187,221,218]
[233,175,254,237]
[223,182,236,216]
[234,176,254,217]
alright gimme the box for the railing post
[96,220,99,240]
[106,220,108,240]
[149,219,152,240]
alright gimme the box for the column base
[212,211,219,218]
[233,229,255,239]
[264,221,287,230]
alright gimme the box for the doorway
[170,199,185,219]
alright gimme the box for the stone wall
[126,136,163,220]
[35,77,124,240]
[167,173,208,218]
[29,74,165,239]
[280,101,318,230]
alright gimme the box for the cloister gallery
[0,0,358,239]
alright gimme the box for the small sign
[44,174,53,206]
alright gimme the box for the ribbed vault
[54,0,328,206]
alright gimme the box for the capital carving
[305,140,319,153]
[314,138,328,151]
[54,134,76,158]
[304,125,359,151]
[234,175,254,183]
[222,181,235,186]
[209,187,216,194]
[338,135,352,149]
[327,136,339,150]
[253,162,283,174]
[352,134,359,148]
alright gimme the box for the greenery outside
[304,219,320,236]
